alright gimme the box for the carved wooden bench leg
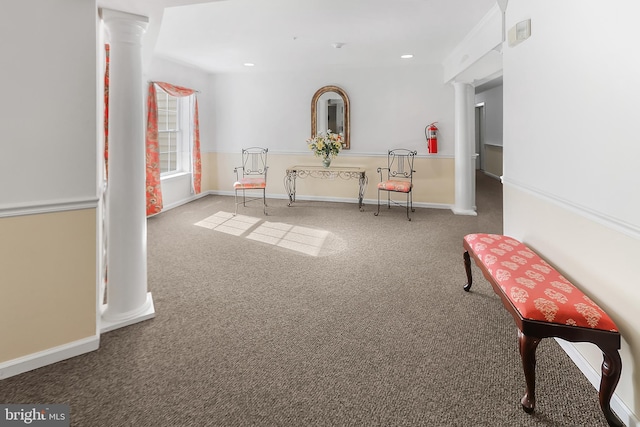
[463,250,472,291]
[518,330,541,413]
[599,347,623,427]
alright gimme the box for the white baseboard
[206,190,454,211]
[555,338,638,427]
[150,192,210,216]
[0,335,99,380]
[482,170,502,181]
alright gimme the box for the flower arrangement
[307,130,343,159]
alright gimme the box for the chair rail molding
[0,197,99,218]
[502,177,640,239]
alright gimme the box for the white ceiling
[100,0,498,74]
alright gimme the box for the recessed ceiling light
[401,54,414,59]
[243,63,255,67]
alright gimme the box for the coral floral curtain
[145,81,202,216]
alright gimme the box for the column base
[100,292,155,333]
[451,207,478,216]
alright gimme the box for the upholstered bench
[462,233,623,427]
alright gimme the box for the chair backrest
[385,149,417,181]
[241,147,268,177]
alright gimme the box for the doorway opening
[475,102,485,172]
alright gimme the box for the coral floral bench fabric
[462,234,623,427]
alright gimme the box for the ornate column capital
[100,8,148,45]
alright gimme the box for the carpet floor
[0,173,612,426]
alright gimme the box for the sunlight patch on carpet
[248,222,329,256]
[195,212,331,256]
[194,211,260,236]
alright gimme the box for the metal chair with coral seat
[374,149,417,221]
[233,147,268,215]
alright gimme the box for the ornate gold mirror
[311,85,350,149]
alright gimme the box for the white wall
[0,0,97,209]
[148,60,458,209]
[503,0,640,421]
[209,65,454,157]
[504,2,639,231]
[0,0,99,376]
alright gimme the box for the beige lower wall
[0,209,97,363]
[504,183,639,417]
[202,152,455,206]
[483,144,503,178]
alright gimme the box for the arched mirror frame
[311,85,350,150]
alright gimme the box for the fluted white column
[452,81,477,216]
[101,9,155,332]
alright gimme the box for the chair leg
[407,191,414,221]
[374,189,381,216]
[406,192,411,221]
[234,189,238,216]
[262,189,267,215]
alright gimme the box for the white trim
[483,141,503,148]
[555,339,639,427]
[482,170,501,181]
[444,4,500,64]
[160,171,191,181]
[381,200,451,210]
[100,8,148,24]
[442,3,503,83]
[204,149,455,159]
[148,191,209,216]
[0,335,99,380]
[214,189,362,205]
[502,177,640,239]
[206,190,452,211]
[0,197,99,218]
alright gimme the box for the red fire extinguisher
[426,122,438,154]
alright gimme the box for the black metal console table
[284,165,368,210]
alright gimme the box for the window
[156,86,192,176]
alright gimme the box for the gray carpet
[0,173,611,426]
